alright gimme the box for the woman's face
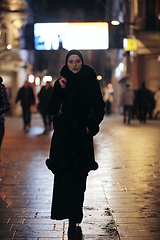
[67,55,82,74]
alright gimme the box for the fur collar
[60,64,97,87]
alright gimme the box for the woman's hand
[59,78,67,89]
[86,127,89,134]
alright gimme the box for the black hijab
[60,50,97,88]
[65,49,84,65]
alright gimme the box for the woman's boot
[68,218,77,238]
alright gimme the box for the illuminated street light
[28,74,34,83]
[35,77,40,85]
[43,76,52,83]
[97,75,102,81]
[7,44,12,49]
[111,20,120,26]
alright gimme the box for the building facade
[111,0,160,114]
[0,0,29,116]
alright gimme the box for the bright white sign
[34,22,109,50]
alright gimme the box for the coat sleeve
[46,79,65,115]
[86,80,105,136]
[0,85,11,115]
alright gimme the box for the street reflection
[94,115,160,236]
[27,126,53,136]
[0,114,160,238]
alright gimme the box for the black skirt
[51,170,87,222]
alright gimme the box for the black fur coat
[46,64,105,177]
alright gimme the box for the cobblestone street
[0,114,160,239]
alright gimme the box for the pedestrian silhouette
[104,85,113,116]
[136,82,150,123]
[121,84,134,124]
[37,81,53,132]
[46,50,105,238]
[15,80,35,130]
[0,76,11,149]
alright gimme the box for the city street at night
[1,1,160,239]
[0,114,160,240]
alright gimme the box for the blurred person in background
[154,87,160,119]
[103,84,113,116]
[121,84,134,124]
[136,82,150,123]
[46,50,105,238]
[15,80,35,130]
[0,76,11,149]
[37,81,53,132]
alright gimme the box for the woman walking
[46,50,105,238]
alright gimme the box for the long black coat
[46,64,105,220]
[46,64,105,177]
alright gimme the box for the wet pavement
[0,113,160,240]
